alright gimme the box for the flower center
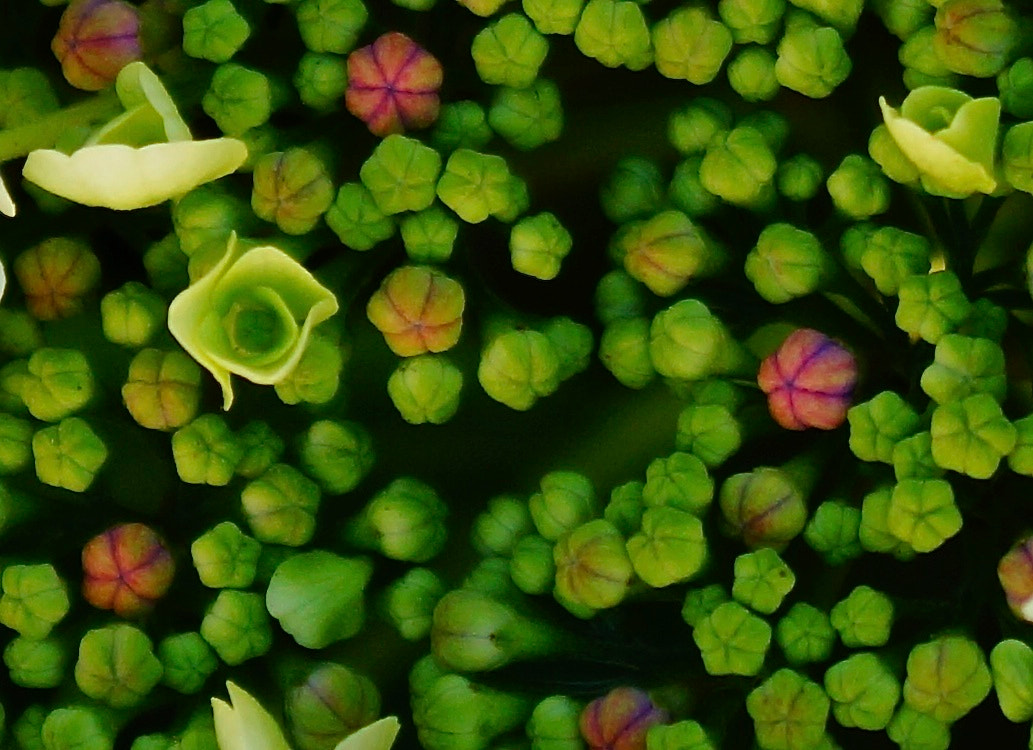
[220,286,298,364]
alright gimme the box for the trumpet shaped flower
[212,681,399,750]
[168,233,339,410]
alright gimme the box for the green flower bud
[893,430,943,480]
[859,225,931,295]
[0,415,33,475]
[1007,414,1033,477]
[600,318,656,389]
[541,317,592,381]
[523,0,585,34]
[595,270,647,324]
[200,590,272,665]
[745,222,833,303]
[554,519,633,613]
[172,414,244,486]
[252,148,334,234]
[508,212,572,280]
[157,632,217,694]
[413,673,532,750]
[859,486,916,560]
[479,328,561,410]
[668,98,733,155]
[826,154,890,219]
[0,68,58,128]
[668,156,721,217]
[172,186,254,262]
[694,600,771,676]
[527,695,582,750]
[325,182,396,251]
[930,394,1016,478]
[4,635,67,689]
[202,63,273,136]
[346,477,448,562]
[274,333,345,406]
[41,706,114,750]
[458,0,508,14]
[382,567,446,641]
[999,58,1033,118]
[510,534,555,594]
[652,6,733,85]
[573,0,653,71]
[100,282,166,348]
[602,481,644,537]
[388,355,463,424]
[0,309,43,358]
[0,564,69,640]
[803,500,862,564]
[848,391,922,463]
[230,420,283,479]
[14,237,101,321]
[191,521,261,589]
[869,123,921,185]
[473,13,549,88]
[794,0,864,31]
[360,135,442,216]
[647,720,715,750]
[287,662,380,750]
[728,46,780,102]
[294,52,349,112]
[642,451,714,515]
[732,547,795,614]
[530,471,596,541]
[266,550,373,648]
[75,624,162,708]
[920,334,1006,406]
[0,361,31,417]
[627,506,708,588]
[432,588,565,671]
[700,126,777,207]
[719,0,785,43]
[33,417,107,492]
[990,639,1033,722]
[674,404,741,467]
[1003,121,1033,194]
[746,669,830,750]
[599,156,664,223]
[616,210,720,297]
[431,101,493,153]
[887,706,951,750]
[824,652,900,730]
[776,602,835,665]
[437,148,520,224]
[681,583,729,628]
[933,0,1018,77]
[296,0,367,53]
[719,467,807,549]
[13,705,45,750]
[650,299,748,381]
[241,464,321,546]
[463,556,520,600]
[899,26,958,89]
[401,205,460,264]
[903,635,992,723]
[122,349,202,432]
[296,418,371,492]
[775,23,851,98]
[871,0,931,38]
[472,494,534,556]
[830,585,894,647]
[21,348,95,422]
[182,0,251,62]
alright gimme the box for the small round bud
[41,706,114,750]
[668,98,732,155]
[472,13,549,88]
[848,390,922,464]
[803,500,862,564]
[681,584,728,628]
[100,282,167,348]
[431,101,493,153]
[775,23,852,98]
[346,32,443,136]
[33,417,107,492]
[895,271,973,344]
[573,0,653,71]
[1003,121,1033,195]
[509,534,555,594]
[990,639,1033,723]
[122,349,202,432]
[830,585,894,648]
[903,635,992,723]
[0,564,70,640]
[367,265,465,357]
[478,328,561,410]
[727,46,779,102]
[530,470,596,541]
[294,52,349,112]
[22,348,96,422]
[746,669,830,750]
[627,507,707,588]
[241,464,321,546]
[413,673,532,749]
[554,519,634,612]
[998,58,1033,118]
[252,148,334,235]
[436,149,521,224]
[719,0,786,44]
[719,467,807,549]
[509,211,572,280]
[172,185,256,262]
[652,6,733,85]
[202,63,273,136]
[4,635,67,689]
[388,354,463,425]
[933,0,1018,77]
[401,205,459,264]
[287,663,380,750]
[616,210,717,297]
[191,521,260,589]
[382,567,446,641]
[82,523,175,618]
[52,0,142,91]
[694,601,770,675]
[732,547,795,614]
[15,237,100,321]
[649,299,747,381]
[298,419,375,495]
[595,270,647,324]
[274,334,346,406]
[529,695,583,750]
[600,157,665,223]
[157,632,217,694]
[346,477,448,562]
[579,687,667,750]
[600,318,655,389]
[700,126,777,207]
[182,0,251,63]
[745,225,834,304]
[200,590,273,665]
[777,154,824,201]
[775,602,835,665]
[296,0,368,54]
[172,414,244,486]
[1000,535,1033,623]
[75,623,163,708]
[827,154,891,219]
[930,394,1015,479]
[668,156,721,217]
[361,135,443,216]
[472,494,533,556]
[325,182,396,251]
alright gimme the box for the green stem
[0,92,122,162]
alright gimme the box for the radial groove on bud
[82,523,175,618]
[579,686,668,750]
[52,0,142,91]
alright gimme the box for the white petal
[333,718,402,750]
[211,697,246,750]
[224,682,293,750]
[0,257,6,304]
[22,138,247,210]
[0,170,15,217]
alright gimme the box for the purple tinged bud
[579,687,668,750]
[52,0,142,91]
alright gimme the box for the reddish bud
[14,237,101,321]
[82,523,174,618]
[366,265,465,357]
[580,687,667,750]
[999,536,1033,622]
[757,328,857,430]
[52,0,143,91]
[346,32,443,136]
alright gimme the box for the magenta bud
[579,687,668,750]
[82,523,175,618]
[52,0,142,91]
[757,328,857,431]
[346,32,443,136]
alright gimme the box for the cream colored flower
[0,170,15,217]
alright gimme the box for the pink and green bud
[74,623,163,708]
[693,600,771,675]
[829,584,894,647]
[554,519,634,613]
[719,466,808,549]
[990,639,1033,723]
[200,589,273,665]
[251,148,335,235]
[0,564,70,640]
[81,523,174,618]
[266,550,373,649]
[902,635,992,723]
[121,349,202,432]
[933,0,1018,77]
[346,32,443,136]
[824,652,900,731]
[366,265,465,357]
[14,237,101,321]
[998,536,1033,622]
[52,0,142,91]
[746,669,830,750]
[33,417,107,492]
[287,663,381,750]
[731,547,795,614]
[617,210,720,297]
[580,687,667,750]
[156,632,217,695]
[757,328,857,431]
[775,602,835,665]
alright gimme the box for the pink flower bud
[52,0,143,91]
[580,687,667,750]
[346,32,443,136]
[757,328,857,430]
[82,523,174,618]
[999,536,1033,622]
